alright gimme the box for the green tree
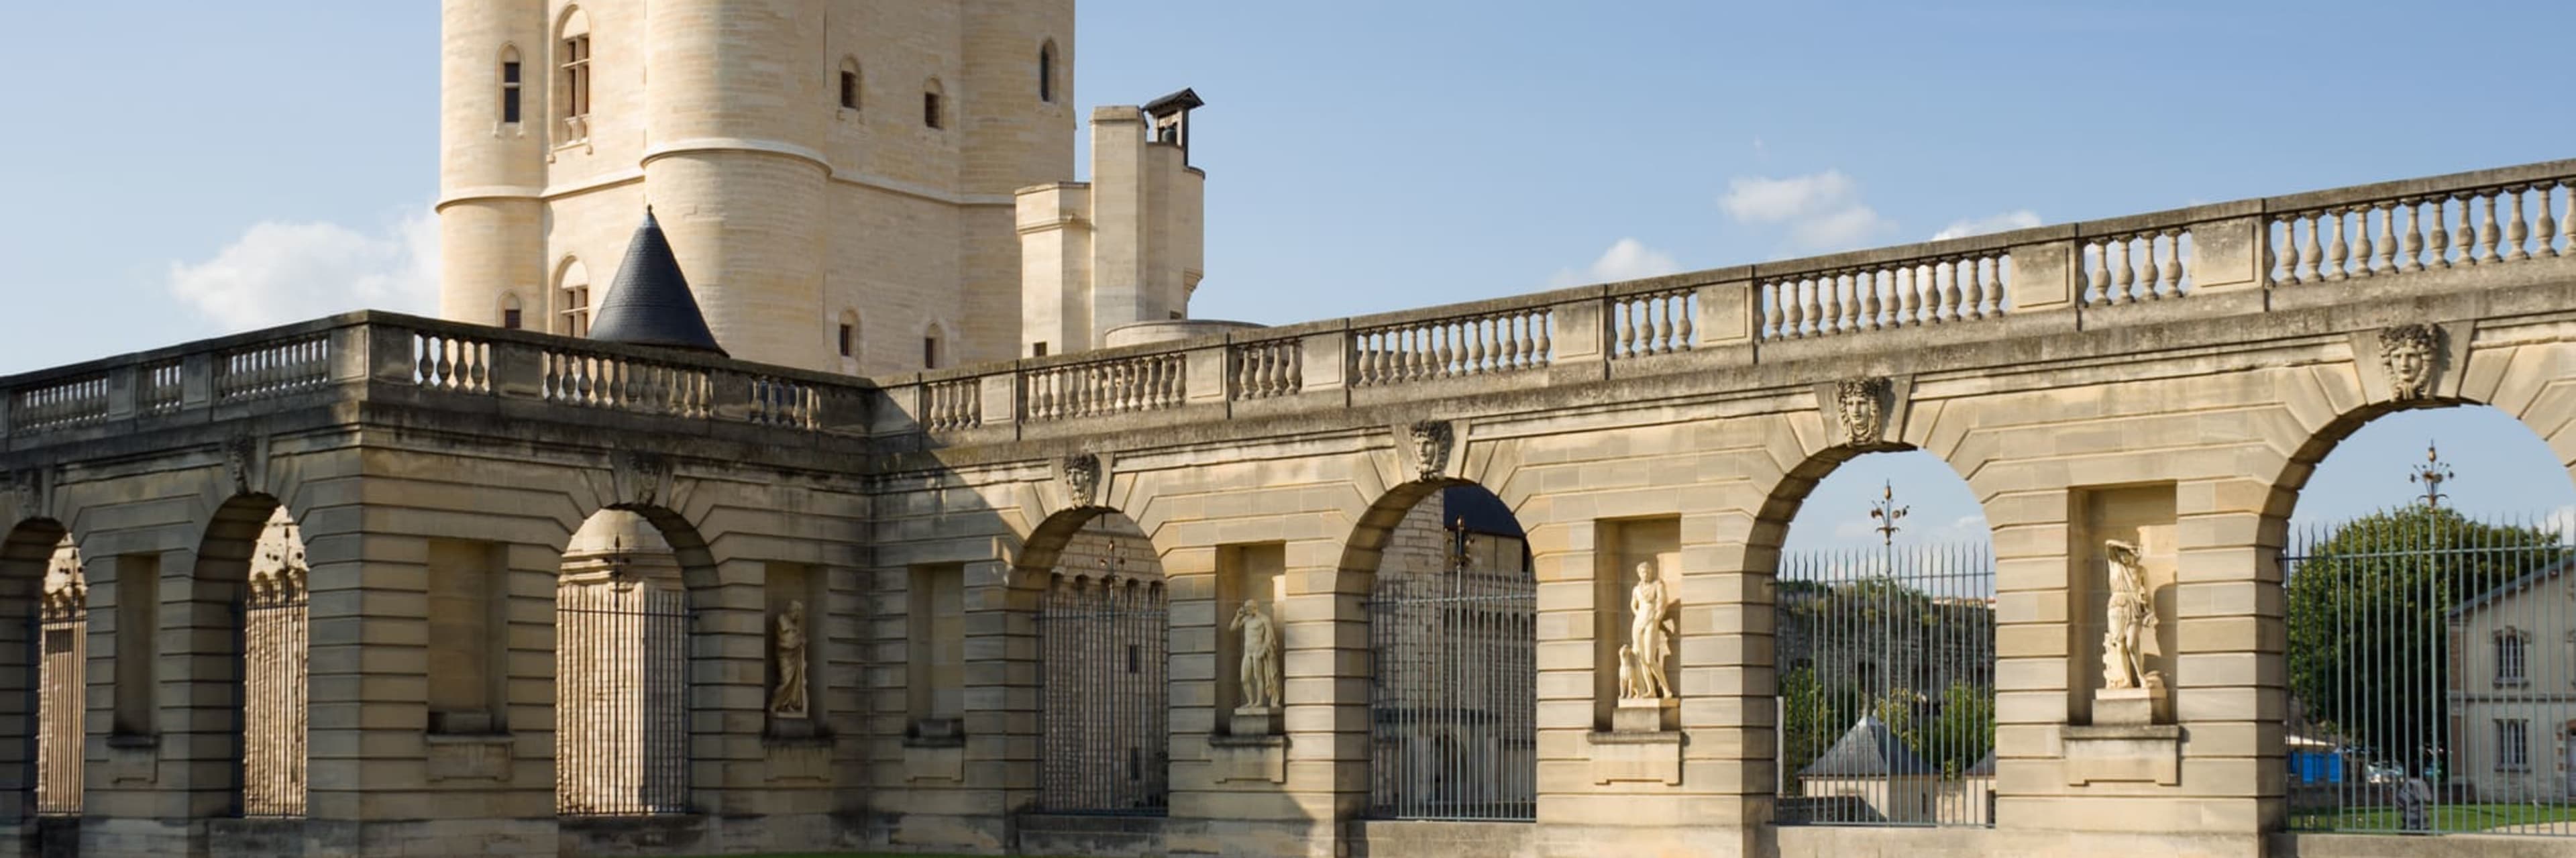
[2284,505,2565,769]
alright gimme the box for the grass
[2292,802,2576,833]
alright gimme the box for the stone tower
[438,0,1123,374]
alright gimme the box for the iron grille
[1036,578,1169,814]
[555,582,690,816]
[35,596,83,817]
[2284,507,2576,837]
[241,576,308,818]
[1774,543,1996,828]
[1366,561,1536,821]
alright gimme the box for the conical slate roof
[1799,714,1937,777]
[587,208,727,356]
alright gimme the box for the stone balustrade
[7,160,2575,449]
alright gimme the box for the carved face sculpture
[1835,378,1886,446]
[2379,325,2438,400]
[1063,454,1101,507]
[1409,421,1452,481]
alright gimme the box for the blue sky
[2,1,2571,549]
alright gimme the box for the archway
[2271,404,2576,835]
[1763,447,1994,828]
[191,496,309,818]
[0,520,68,821]
[553,508,710,816]
[1026,508,1167,814]
[1351,480,1534,822]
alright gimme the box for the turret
[435,0,547,329]
[1018,91,1209,356]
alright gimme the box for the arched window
[1038,41,1057,103]
[500,292,524,330]
[556,7,593,141]
[838,58,862,111]
[837,309,860,361]
[923,78,945,130]
[2498,629,2530,686]
[500,46,524,125]
[557,258,590,337]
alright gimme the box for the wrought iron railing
[1037,575,1170,815]
[1774,543,1996,828]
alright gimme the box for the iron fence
[1774,543,1996,828]
[1366,561,1536,821]
[36,588,83,817]
[555,582,690,816]
[2284,506,2576,837]
[1036,577,1169,814]
[241,568,308,818]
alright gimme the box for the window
[1038,42,1057,103]
[2499,630,2530,686]
[500,48,523,124]
[557,259,590,337]
[2499,719,2530,771]
[1032,341,1048,358]
[838,324,854,357]
[840,70,860,110]
[923,91,943,129]
[500,293,524,330]
[557,9,592,139]
[922,335,940,369]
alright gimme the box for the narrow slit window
[501,54,523,124]
[1038,44,1055,103]
[837,323,854,357]
[839,70,859,110]
[924,91,942,129]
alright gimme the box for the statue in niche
[2100,539,2161,690]
[2379,324,2441,400]
[770,600,810,717]
[1231,600,1283,710]
[1623,560,1676,700]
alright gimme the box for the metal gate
[1036,577,1169,814]
[2284,507,2576,836]
[241,566,308,818]
[1366,559,1536,820]
[555,580,690,816]
[1773,543,1995,828]
[36,577,84,817]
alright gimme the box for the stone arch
[187,494,310,818]
[551,504,719,817]
[0,519,68,821]
[1017,505,1169,814]
[1338,476,1536,822]
[1748,435,1998,828]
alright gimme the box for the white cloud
[1719,170,1892,252]
[169,207,440,331]
[1549,237,1681,288]
[1931,209,2042,241]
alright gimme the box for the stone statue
[1408,420,1454,482]
[2379,324,2440,400]
[1230,600,1282,710]
[770,600,809,717]
[1624,561,1676,700]
[2101,539,2159,690]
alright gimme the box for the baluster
[1672,292,1695,347]
[2504,185,2531,262]
[1762,281,1784,339]
[2296,213,2325,283]
[1803,274,1823,335]
[1530,310,1551,363]
[2320,209,2349,281]
[2454,193,2480,266]
[1643,299,1666,353]
[1966,257,1991,316]
[1775,280,1799,337]
[2365,203,2393,277]
[2559,180,2576,257]
[415,338,434,386]
[1890,265,1915,325]
[1614,300,1635,357]
[2083,240,2107,304]
[1931,258,1957,321]
[2346,208,2373,279]
[2128,235,2157,300]
[2428,199,2453,269]
[2538,182,2561,259]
